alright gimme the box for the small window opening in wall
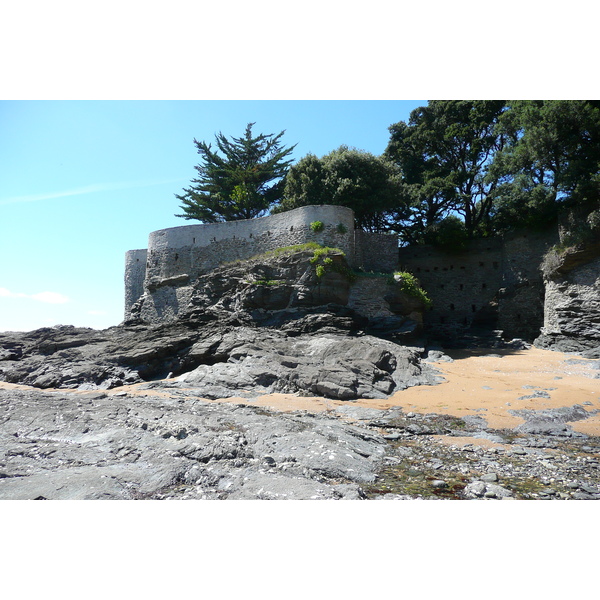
[517,314,521,320]
[479,261,485,267]
[440,284,445,289]
[440,316,446,324]
[290,225,294,231]
[434,267,439,271]
[193,237,196,244]
[471,305,477,312]
[493,261,499,269]
[463,317,468,325]
[443,267,448,271]
[450,303,455,311]
[482,283,487,290]
[174,253,179,261]
[460,266,466,270]
[459,284,464,290]
[450,265,454,270]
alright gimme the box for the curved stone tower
[124,205,399,322]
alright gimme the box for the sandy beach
[199,347,600,436]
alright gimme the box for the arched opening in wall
[175,253,179,262]
[482,283,487,290]
[471,305,477,312]
[459,284,464,290]
[450,303,455,311]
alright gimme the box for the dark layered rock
[535,243,600,357]
[1,249,433,400]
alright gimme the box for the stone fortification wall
[124,249,147,320]
[144,205,356,286]
[397,230,559,341]
[497,230,558,340]
[125,205,402,321]
[354,231,399,273]
[398,239,504,338]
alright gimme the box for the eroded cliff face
[535,243,600,357]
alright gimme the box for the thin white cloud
[0,287,70,304]
[0,178,184,206]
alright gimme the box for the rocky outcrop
[0,387,388,500]
[0,249,434,400]
[2,385,599,500]
[535,242,600,358]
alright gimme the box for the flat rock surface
[2,343,600,501]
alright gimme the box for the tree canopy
[385,100,508,241]
[173,103,600,249]
[175,123,296,222]
[381,100,600,246]
[489,100,600,231]
[278,145,411,231]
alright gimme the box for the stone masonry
[124,205,399,321]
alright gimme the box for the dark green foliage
[385,101,508,240]
[422,215,470,252]
[384,100,600,243]
[394,271,432,307]
[175,123,296,222]
[279,145,411,232]
[489,100,600,232]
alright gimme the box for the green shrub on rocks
[310,220,324,233]
[394,271,433,308]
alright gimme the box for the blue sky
[1,3,595,333]
[0,100,427,331]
